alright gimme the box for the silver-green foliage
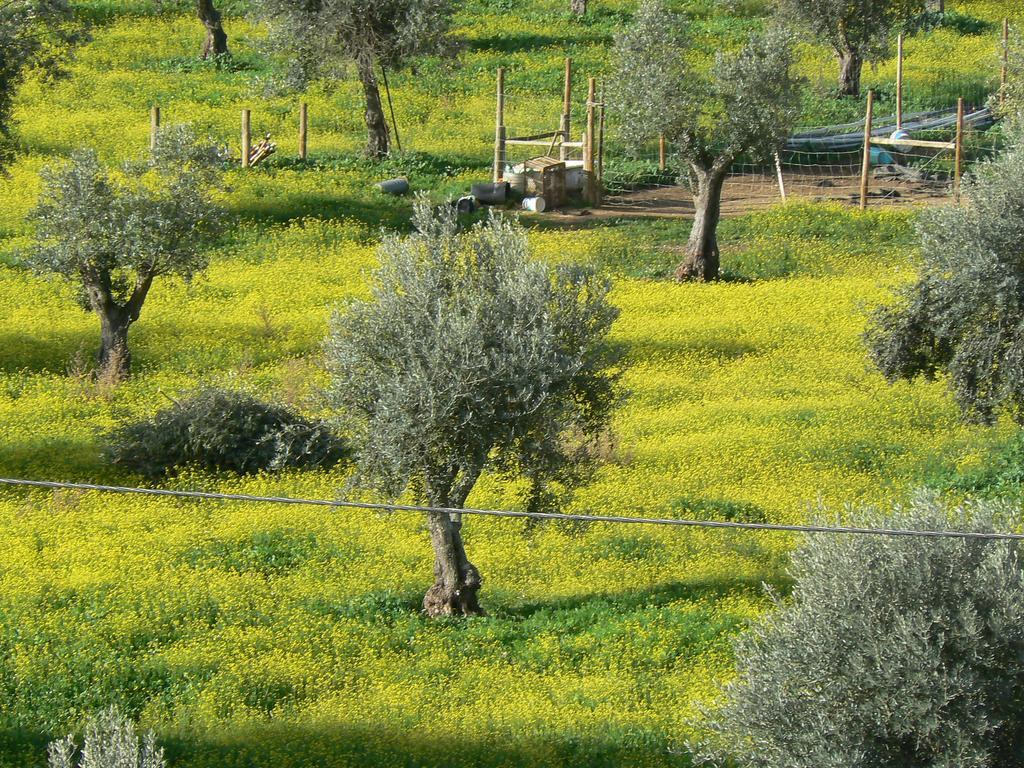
[28,124,227,295]
[699,493,1024,768]
[611,0,800,171]
[47,707,166,768]
[252,0,452,88]
[325,199,621,508]
[866,126,1024,424]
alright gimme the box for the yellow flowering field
[0,0,1017,765]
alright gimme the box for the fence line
[2,478,1023,542]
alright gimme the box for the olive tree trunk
[197,0,228,59]
[97,305,132,381]
[356,54,390,159]
[88,273,153,381]
[571,0,587,15]
[838,49,863,97]
[675,164,727,282]
[422,466,484,617]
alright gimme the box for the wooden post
[954,96,965,204]
[494,67,505,183]
[1002,18,1010,109]
[298,102,308,161]
[149,106,160,151]
[241,109,251,169]
[597,87,606,184]
[859,90,875,212]
[896,33,904,131]
[560,58,572,161]
[658,134,666,171]
[584,77,600,207]
[775,152,787,204]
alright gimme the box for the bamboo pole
[658,134,666,171]
[560,58,572,161]
[494,67,505,183]
[859,90,875,212]
[298,102,308,161]
[896,33,904,131]
[241,109,251,169]
[149,106,160,151]
[381,65,402,152]
[954,96,965,204]
[1002,18,1010,109]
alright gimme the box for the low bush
[105,388,349,479]
[698,492,1024,768]
[48,707,165,768]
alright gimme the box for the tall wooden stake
[1002,18,1011,109]
[298,102,308,161]
[896,33,904,131]
[775,152,787,204]
[585,77,600,207]
[494,67,505,183]
[658,134,666,171]
[560,58,572,162]
[954,96,965,204]
[241,109,251,169]
[597,86,606,184]
[859,90,875,212]
[150,106,160,151]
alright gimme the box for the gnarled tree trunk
[356,54,390,159]
[570,0,587,15]
[422,465,484,617]
[97,305,132,381]
[838,49,863,97]
[423,511,483,616]
[197,0,228,59]
[675,164,727,282]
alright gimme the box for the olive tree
[779,0,924,97]
[0,0,86,172]
[197,0,228,59]
[866,127,1024,425]
[325,200,622,617]
[252,0,452,159]
[27,126,226,380]
[698,493,1024,768]
[611,0,800,281]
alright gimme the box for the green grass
[0,0,1020,765]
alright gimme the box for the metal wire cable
[1,477,1023,542]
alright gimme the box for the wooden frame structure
[492,60,602,207]
[860,91,966,210]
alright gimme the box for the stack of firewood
[248,133,277,166]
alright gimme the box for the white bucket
[522,196,546,213]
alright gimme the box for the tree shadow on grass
[493,573,776,623]
[3,720,694,768]
[0,330,96,375]
[162,718,694,768]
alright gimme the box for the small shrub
[105,388,349,479]
[697,492,1024,768]
[47,707,165,768]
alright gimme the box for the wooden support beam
[494,67,505,183]
[241,108,251,169]
[560,58,572,161]
[298,102,308,161]
[954,96,965,204]
[870,137,956,151]
[896,33,904,131]
[506,139,585,148]
[658,134,666,171]
[860,90,875,212]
